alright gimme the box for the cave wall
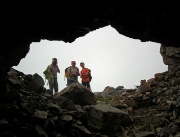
[160,45,180,72]
[1,1,180,90]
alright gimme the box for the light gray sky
[13,25,167,92]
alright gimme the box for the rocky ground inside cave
[0,67,180,137]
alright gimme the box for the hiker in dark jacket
[48,58,60,94]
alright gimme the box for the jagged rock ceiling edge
[1,1,180,82]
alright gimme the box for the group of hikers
[44,58,92,95]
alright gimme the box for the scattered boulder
[54,82,97,106]
[84,104,132,136]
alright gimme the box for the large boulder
[84,104,132,136]
[54,82,97,106]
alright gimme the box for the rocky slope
[0,61,179,137]
[96,68,180,136]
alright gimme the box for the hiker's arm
[56,65,60,73]
[57,68,60,73]
[76,69,80,76]
[70,73,78,76]
[82,69,89,76]
[70,72,79,76]
[80,71,82,78]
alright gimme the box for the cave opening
[13,25,167,92]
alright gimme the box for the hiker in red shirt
[80,62,92,92]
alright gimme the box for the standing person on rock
[48,58,60,95]
[80,62,92,92]
[66,61,80,86]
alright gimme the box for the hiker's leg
[68,80,74,86]
[48,77,53,93]
[87,82,92,92]
[54,77,58,93]
[82,82,91,92]
[67,79,71,86]
[82,82,86,87]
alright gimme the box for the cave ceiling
[3,1,180,46]
[1,1,180,74]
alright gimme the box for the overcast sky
[13,25,167,92]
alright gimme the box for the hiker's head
[80,62,85,68]
[52,58,57,64]
[71,61,76,67]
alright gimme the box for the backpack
[43,66,50,82]
[88,69,92,82]
[64,67,69,78]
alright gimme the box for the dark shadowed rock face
[160,45,180,72]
